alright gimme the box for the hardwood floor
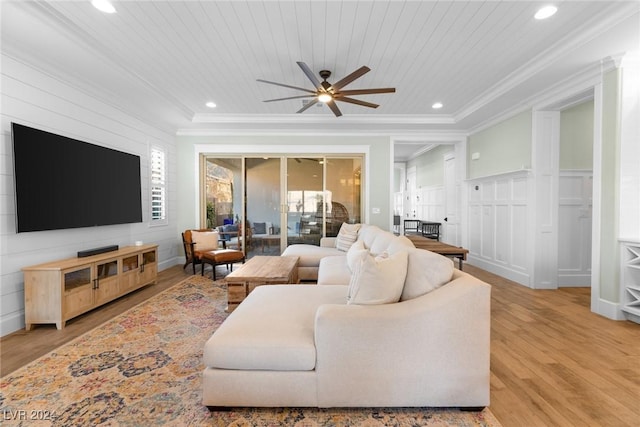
[1,264,639,426]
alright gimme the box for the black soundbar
[77,245,119,258]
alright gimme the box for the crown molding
[390,133,466,143]
[453,2,639,125]
[191,113,455,125]
[466,53,624,135]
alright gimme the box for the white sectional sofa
[203,224,491,410]
[282,224,414,281]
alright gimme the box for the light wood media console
[22,244,158,330]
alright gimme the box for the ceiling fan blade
[257,79,317,94]
[263,95,316,103]
[326,100,343,117]
[296,99,319,113]
[297,62,322,89]
[338,88,396,96]
[336,97,379,109]
[331,66,370,91]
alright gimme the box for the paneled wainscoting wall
[467,169,594,289]
[467,171,531,286]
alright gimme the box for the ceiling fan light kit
[258,61,395,117]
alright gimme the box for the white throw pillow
[400,248,454,301]
[191,230,219,252]
[346,240,367,272]
[336,223,361,252]
[347,250,408,305]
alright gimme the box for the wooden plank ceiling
[2,0,638,138]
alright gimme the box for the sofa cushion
[253,222,266,234]
[400,248,455,301]
[357,224,381,249]
[387,235,415,254]
[282,244,342,267]
[369,232,397,255]
[220,224,238,240]
[347,250,408,305]
[204,285,347,371]
[335,223,361,251]
[317,256,351,286]
[346,240,367,272]
[191,230,219,252]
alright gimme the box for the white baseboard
[1,311,25,338]
[467,256,531,288]
[559,274,591,287]
[595,299,626,321]
[159,257,183,272]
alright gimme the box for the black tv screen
[12,123,143,233]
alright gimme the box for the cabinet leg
[25,323,32,331]
[56,321,64,330]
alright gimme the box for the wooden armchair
[182,229,213,274]
[182,229,245,280]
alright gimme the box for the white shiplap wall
[0,55,179,336]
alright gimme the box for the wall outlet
[372,207,380,214]
[471,152,480,160]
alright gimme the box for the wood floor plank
[1,263,639,426]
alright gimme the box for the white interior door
[404,167,417,231]
[443,154,459,245]
[558,172,593,286]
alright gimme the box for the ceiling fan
[257,62,395,117]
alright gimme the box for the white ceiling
[2,1,639,161]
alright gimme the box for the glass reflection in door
[286,158,324,246]
[245,158,282,257]
[325,158,362,236]
[204,158,246,251]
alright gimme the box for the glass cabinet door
[122,255,139,273]
[63,266,94,318]
[94,259,120,304]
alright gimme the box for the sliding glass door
[286,157,324,246]
[201,154,363,259]
[245,157,282,255]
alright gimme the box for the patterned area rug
[0,275,501,426]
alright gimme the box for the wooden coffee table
[224,256,299,312]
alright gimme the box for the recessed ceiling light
[92,0,116,14]
[205,101,217,108]
[432,102,443,109]
[535,5,557,20]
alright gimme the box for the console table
[22,245,158,330]
[406,235,468,270]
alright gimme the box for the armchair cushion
[347,250,408,305]
[191,230,219,252]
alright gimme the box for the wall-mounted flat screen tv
[12,123,143,233]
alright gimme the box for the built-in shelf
[620,240,640,324]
